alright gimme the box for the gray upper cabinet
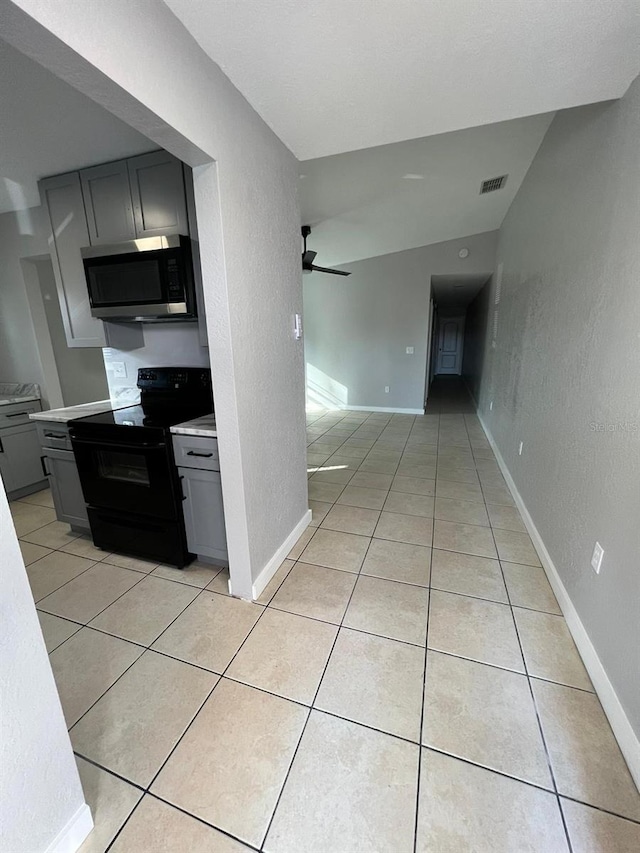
[81,160,136,245]
[128,151,188,238]
[40,172,107,348]
[40,150,189,349]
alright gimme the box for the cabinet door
[128,151,189,238]
[179,467,228,561]
[40,173,107,348]
[0,446,14,494]
[45,448,89,530]
[0,424,47,494]
[80,160,136,245]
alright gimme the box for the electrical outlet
[112,362,127,379]
[406,346,414,355]
[489,401,493,411]
[518,441,523,456]
[591,542,604,574]
[384,386,390,394]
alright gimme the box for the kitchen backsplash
[103,323,209,399]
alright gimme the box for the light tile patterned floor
[10,402,640,852]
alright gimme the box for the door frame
[20,257,65,410]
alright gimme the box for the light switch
[294,313,303,340]
[406,347,414,355]
[112,362,127,378]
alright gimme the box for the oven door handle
[70,437,166,451]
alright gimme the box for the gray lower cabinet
[173,434,227,563]
[179,466,228,563]
[36,420,89,531]
[0,422,47,497]
[43,447,89,530]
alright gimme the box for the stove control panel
[137,367,212,394]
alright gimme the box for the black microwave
[81,234,197,322]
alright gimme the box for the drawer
[0,399,42,429]
[36,421,73,451]
[172,434,219,470]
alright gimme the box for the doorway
[436,315,465,375]
[24,258,109,407]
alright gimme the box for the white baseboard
[342,405,425,415]
[45,803,93,853]
[478,413,640,790]
[251,510,312,600]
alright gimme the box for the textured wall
[0,484,88,852]
[304,231,497,410]
[478,77,640,734]
[462,277,492,403]
[2,0,308,595]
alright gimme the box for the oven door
[71,436,179,520]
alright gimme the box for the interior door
[436,317,464,375]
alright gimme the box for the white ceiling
[432,274,490,316]
[0,40,153,213]
[299,112,553,266]
[164,0,640,160]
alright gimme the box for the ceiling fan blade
[310,264,351,276]
[302,250,317,266]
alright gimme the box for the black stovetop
[76,403,210,431]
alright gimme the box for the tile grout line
[412,411,439,853]
[22,408,633,846]
[102,565,280,851]
[472,408,575,853]
[260,409,416,850]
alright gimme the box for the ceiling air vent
[480,175,508,194]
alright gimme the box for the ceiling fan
[301,225,351,276]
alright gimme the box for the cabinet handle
[179,475,187,501]
[5,410,30,418]
[186,451,214,458]
[44,431,67,439]
[40,455,50,477]
[0,437,3,453]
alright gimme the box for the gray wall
[36,259,109,406]
[478,77,640,734]
[462,277,492,403]
[304,231,497,411]
[0,205,49,401]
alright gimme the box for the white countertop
[0,394,41,407]
[170,413,218,437]
[29,399,126,423]
[0,382,41,407]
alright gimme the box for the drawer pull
[5,410,30,418]
[44,431,67,439]
[186,451,214,458]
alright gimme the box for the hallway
[14,405,640,851]
[425,375,476,414]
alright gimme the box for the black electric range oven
[70,367,212,568]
